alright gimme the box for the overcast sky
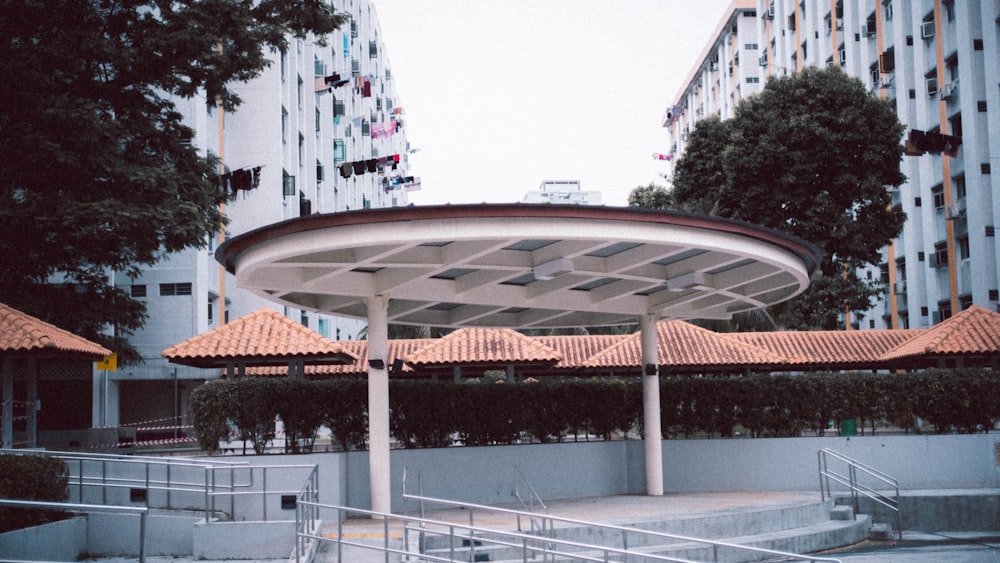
[373,0,732,207]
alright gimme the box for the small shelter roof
[535,333,630,370]
[880,305,1000,363]
[162,307,355,368]
[404,327,562,369]
[0,302,110,359]
[726,328,918,368]
[582,320,786,373]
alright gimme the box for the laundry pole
[366,294,391,515]
[640,313,664,495]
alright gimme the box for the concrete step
[421,498,835,553]
[421,499,871,562]
[477,516,871,563]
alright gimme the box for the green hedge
[0,454,71,533]
[190,369,1000,453]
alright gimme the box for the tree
[670,115,732,215]
[627,183,673,210]
[670,67,906,329]
[0,1,347,360]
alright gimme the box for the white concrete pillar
[366,294,391,515]
[2,358,12,448]
[26,359,37,448]
[640,313,664,496]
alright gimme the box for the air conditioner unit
[921,20,935,39]
[929,254,941,268]
[766,3,774,19]
[880,75,895,89]
[759,53,769,67]
[893,280,907,295]
[947,202,965,219]
[839,50,847,65]
[939,82,957,100]
[926,77,939,97]
[314,59,327,78]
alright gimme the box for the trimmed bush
[0,454,70,533]
[190,369,1000,454]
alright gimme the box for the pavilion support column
[640,313,663,496]
[26,359,37,448]
[366,294,391,515]
[2,358,12,449]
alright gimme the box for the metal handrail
[293,465,321,563]
[400,492,842,563]
[512,465,554,560]
[7,450,313,525]
[0,499,148,563]
[818,447,902,540]
[204,463,318,523]
[304,501,699,563]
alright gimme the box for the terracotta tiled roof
[404,327,562,367]
[245,339,427,377]
[162,308,356,368]
[535,333,629,369]
[725,329,918,367]
[583,321,786,371]
[880,305,1000,361]
[0,302,111,358]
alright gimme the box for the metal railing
[512,465,555,561]
[0,499,148,563]
[818,447,903,540]
[4,450,314,524]
[305,497,842,563]
[293,465,322,563]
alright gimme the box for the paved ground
[67,492,1000,563]
[821,532,1000,563]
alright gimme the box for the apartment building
[663,0,1000,331]
[97,0,413,429]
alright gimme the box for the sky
[372,0,733,207]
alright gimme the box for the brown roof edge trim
[217,204,823,275]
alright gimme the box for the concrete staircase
[419,498,871,562]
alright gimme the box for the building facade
[96,0,414,430]
[664,0,1000,331]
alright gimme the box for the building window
[953,175,966,200]
[297,76,304,110]
[932,241,948,268]
[746,76,760,83]
[949,113,962,139]
[932,185,945,209]
[207,301,214,323]
[883,0,892,21]
[160,283,192,296]
[334,139,346,163]
[943,0,954,22]
[130,285,147,298]
[958,235,970,261]
[745,43,758,50]
[281,108,289,145]
[945,53,959,82]
[300,310,309,327]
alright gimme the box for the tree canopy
[627,183,673,210]
[662,67,906,329]
[0,1,346,359]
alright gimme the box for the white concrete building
[522,181,604,206]
[664,0,1000,331]
[97,0,413,431]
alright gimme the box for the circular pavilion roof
[217,204,821,329]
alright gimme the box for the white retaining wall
[234,434,1000,513]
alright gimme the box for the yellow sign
[96,354,117,371]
